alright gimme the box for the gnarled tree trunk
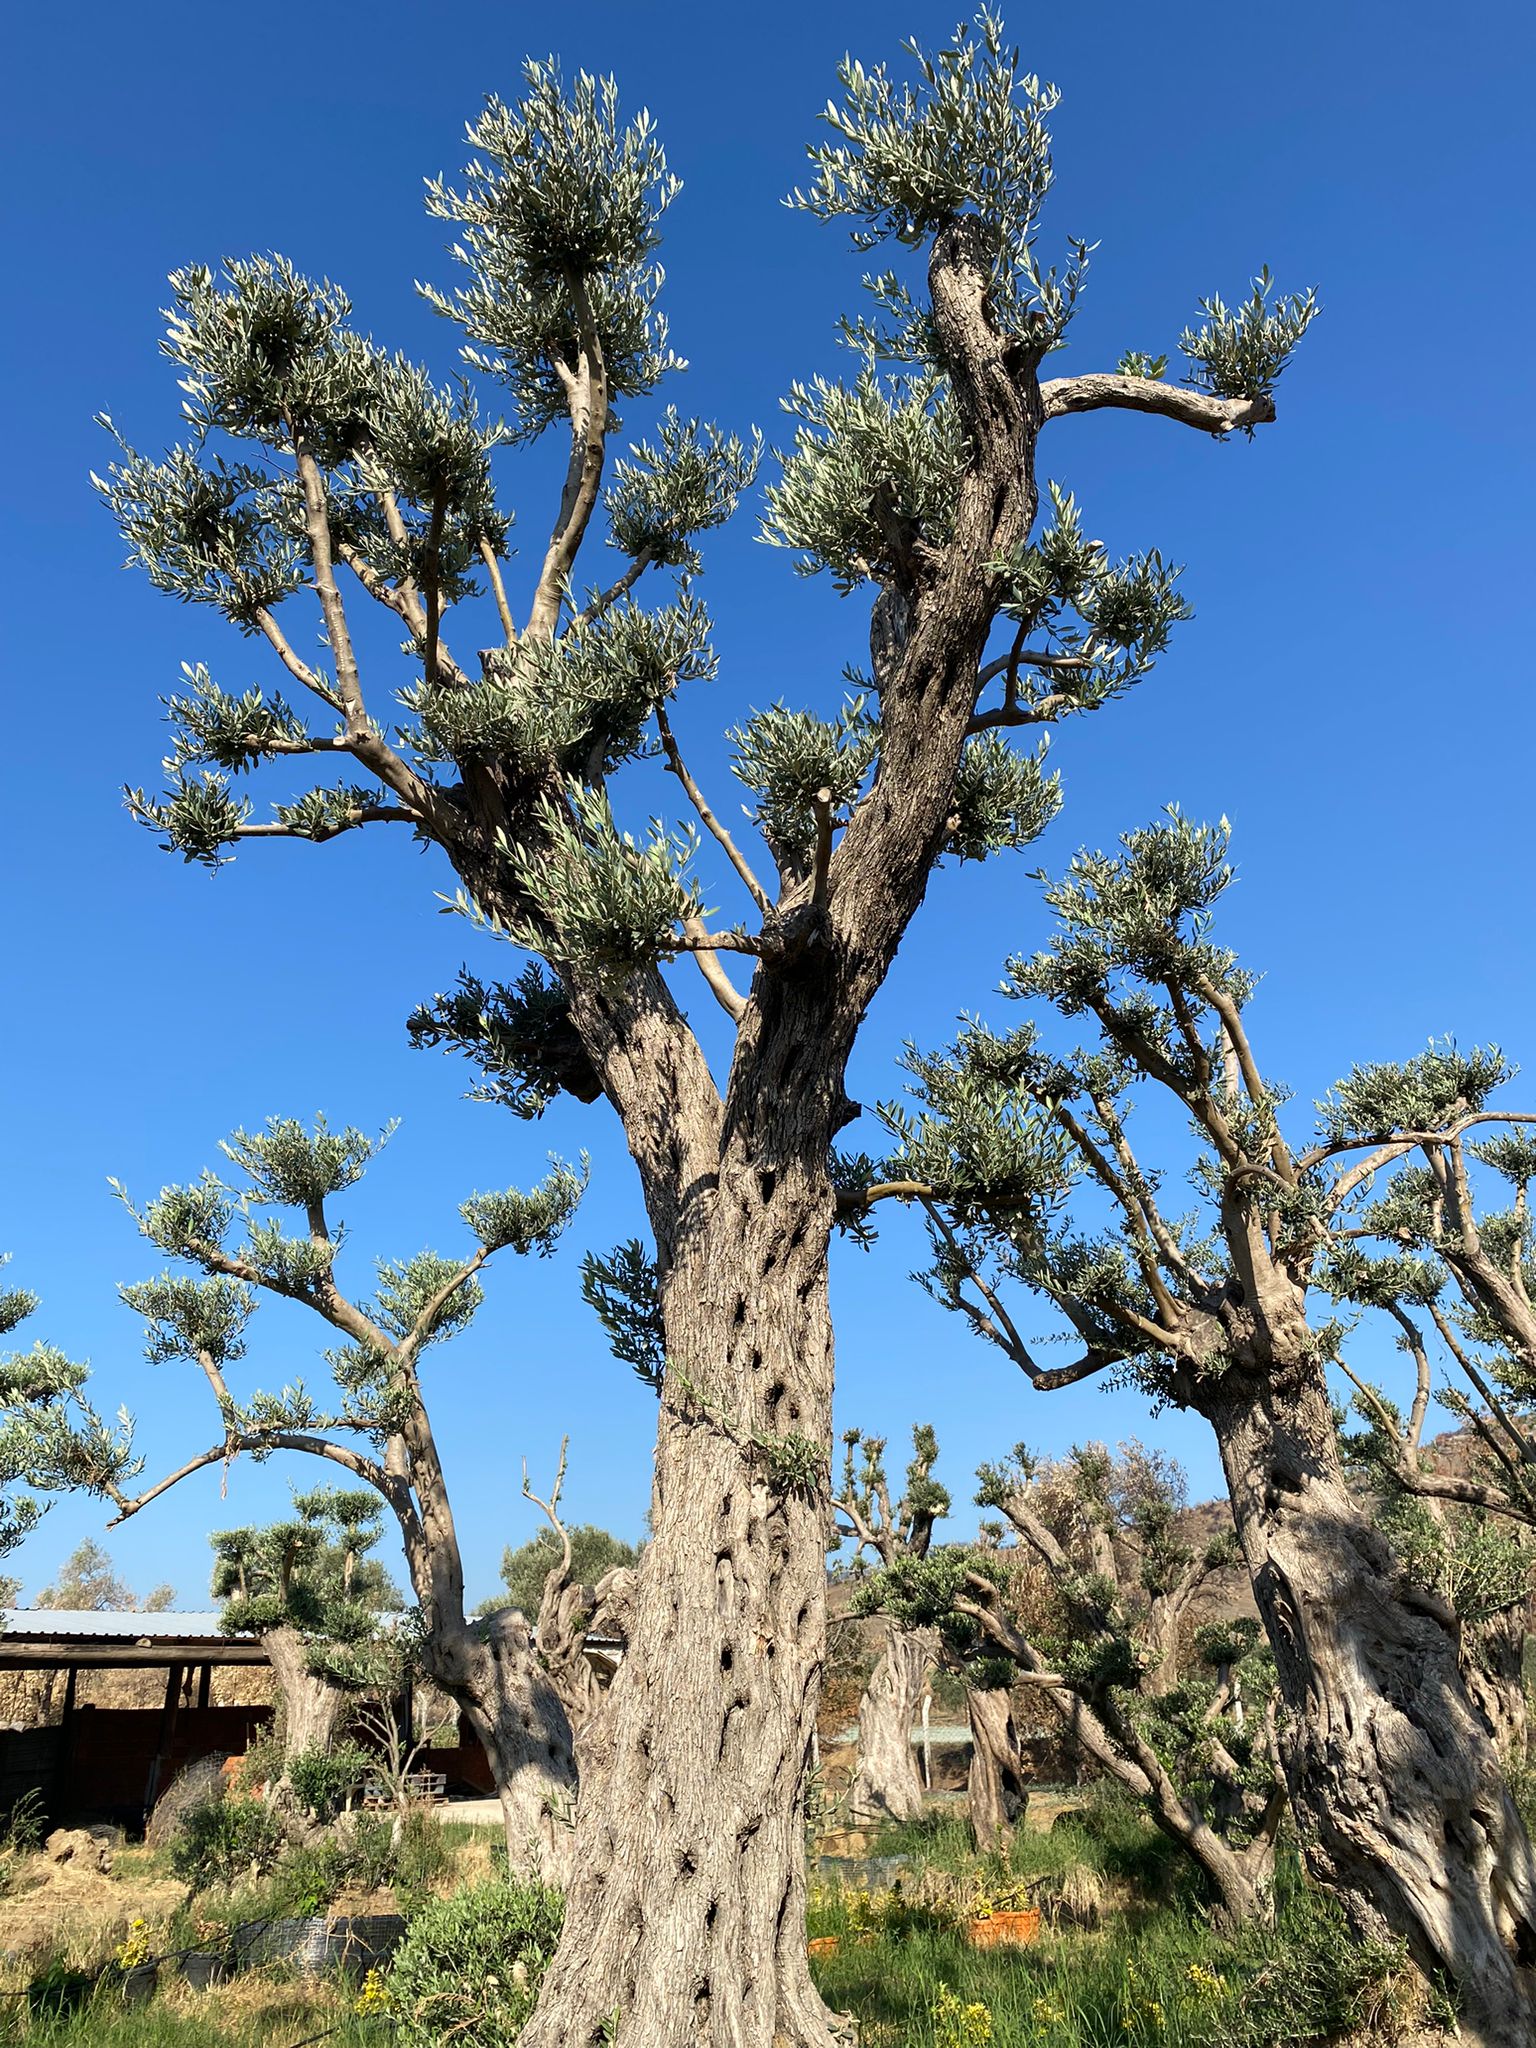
[519,214,1044,2047]
[519,1144,841,2048]
[263,1625,349,1775]
[1037,1675,1276,1928]
[854,1624,932,1823]
[1209,1366,1536,2047]
[965,1683,1028,1855]
[422,1613,576,1884]
[1463,1601,1531,1773]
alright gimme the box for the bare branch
[252,608,341,709]
[105,1430,401,1527]
[672,929,762,958]
[233,805,422,844]
[656,704,774,916]
[526,272,610,643]
[334,541,472,691]
[810,787,834,910]
[975,647,1091,691]
[480,539,517,649]
[1039,375,1278,435]
[678,915,747,1023]
[522,1435,574,1584]
[568,548,656,631]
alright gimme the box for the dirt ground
[0,1844,187,1980]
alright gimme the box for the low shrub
[169,1790,290,1889]
[286,1742,373,1822]
[386,1880,563,2047]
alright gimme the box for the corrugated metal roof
[0,1609,239,1639]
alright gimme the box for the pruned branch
[522,1435,574,1584]
[810,787,834,909]
[1039,375,1278,435]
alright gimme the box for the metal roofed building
[0,1609,272,1826]
[0,1610,264,1668]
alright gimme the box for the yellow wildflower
[113,1918,153,1970]
[355,1967,392,2015]
[930,1982,995,2048]
[1186,1962,1226,1997]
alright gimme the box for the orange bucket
[967,1908,1041,1949]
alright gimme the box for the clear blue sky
[2,0,1533,1606]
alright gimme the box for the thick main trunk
[521,1154,843,2048]
[965,1684,1028,1855]
[1209,1366,1536,2046]
[263,1626,348,1766]
[854,1625,932,1824]
[513,223,1040,2048]
[424,1613,577,1884]
[1463,1602,1531,1773]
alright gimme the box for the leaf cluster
[423,61,682,440]
[1179,266,1319,404]
[580,1238,665,1392]
[761,368,963,590]
[406,965,603,1120]
[730,696,879,868]
[790,8,1063,342]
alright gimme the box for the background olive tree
[862,813,1536,2042]
[1,1115,586,1879]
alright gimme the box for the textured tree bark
[263,1626,348,1768]
[519,1147,844,2048]
[854,1625,932,1823]
[965,1684,1028,1854]
[422,1612,577,1884]
[1462,1602,1531,1773]
[1208,1366,1536,2047]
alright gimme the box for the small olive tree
[3,1117,585,1880]
[1,1269,129,1574]
[95,14,1312,2034]
[832,1424,948,1821]
[210,1487,401,1775]
[858,1441,1281,1916]
[858,814,1536,2042]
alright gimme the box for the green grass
[808,1825,1432,2048]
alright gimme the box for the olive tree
[832,1424,948,1821]
[866,814,1536,2043]
[95,15,1311,2037]
[0,1269,129,1574]
[4,1117,585,1880]
[860,1448,1284,1923]
[210,1486,401,1774]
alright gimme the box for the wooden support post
[53,1664,80,1820]
[144,1661,184,1820]
[197,1662,212,1710]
